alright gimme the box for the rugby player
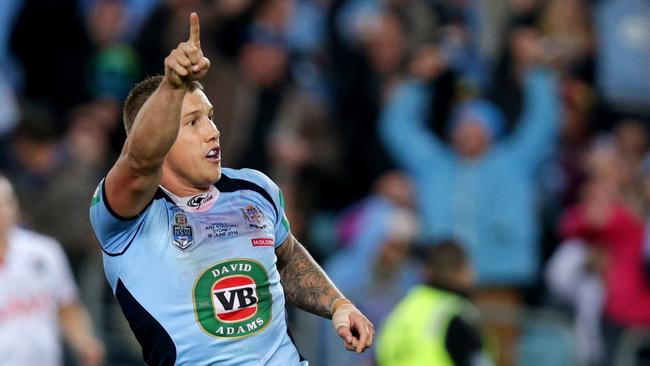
[89,12,373,365]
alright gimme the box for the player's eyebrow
[182,109,202,118]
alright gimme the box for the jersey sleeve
[275,189,291,246]
[89,179,149,256]
[242,169,291,247]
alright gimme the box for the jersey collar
[159,185,220,212]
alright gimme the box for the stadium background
[0,0,649,365]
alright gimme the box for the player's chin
[198,162,221,185]
[207,164,221,183]
[213,166,222,182]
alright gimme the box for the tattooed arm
[276,234,374,352]
[276,234,342,317]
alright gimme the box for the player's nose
[203,118,220,142]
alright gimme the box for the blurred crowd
[0,0,649,365]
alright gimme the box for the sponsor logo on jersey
[187,193,214,208]
[193,259,272,338]
[212,276,258,322]
[172,213,195,251]
[241,205,267,230]
[251,238,274,247]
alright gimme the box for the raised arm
[506,68,559,170]
[379,79,449,174]
[276,234,374,353]
[105,13,210,218]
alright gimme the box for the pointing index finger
[189,12,200,46]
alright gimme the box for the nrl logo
[240,205,267,230]
[172,212,195,251]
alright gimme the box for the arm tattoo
[278,237,343,319]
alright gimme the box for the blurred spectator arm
[51,236,104,366]
[507,68,560,169]
[379,80,448,174]
[59,300,105,366]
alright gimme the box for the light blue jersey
[90,168,307,366]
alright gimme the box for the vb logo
[212,276,258,322]
[194,259,272,338]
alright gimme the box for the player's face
[0,178,18,236]
[164,89,221,190]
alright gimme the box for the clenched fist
[164,12,211,89]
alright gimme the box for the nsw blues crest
[172,212,195,251]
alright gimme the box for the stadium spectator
[377,239,491,366]
[86,0,141,102]
[379,45,559,287]
[0,175,104,366]
[335,171,415,250]
[311,203,420,366]
[549,123,650,365]
[559,139,650,364]
[546,237,605,366]
[5,102,112,271]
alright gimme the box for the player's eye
[189,120,197,126]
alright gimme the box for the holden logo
[194,259,272,338]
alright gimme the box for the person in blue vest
[377,239,491,366]
[89,12,373,365]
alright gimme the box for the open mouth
[206,147,221,163]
